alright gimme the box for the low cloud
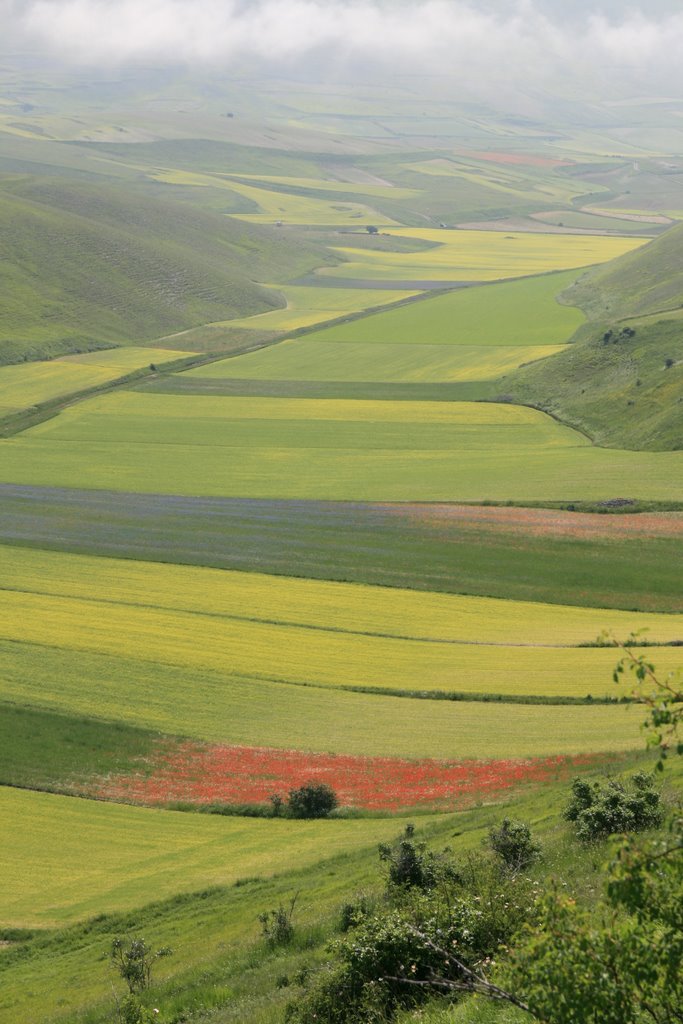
[3,0,683,94]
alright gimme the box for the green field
[152,170,400,226]
[3,392,683,501]
[2,545,679,649]
[0,786,416,927]
[223,172,420,199]
[0,640,646,759]
[196,339,566,383]
[189,273,580,383]
[0,548,679,733]
[280,272,585,346]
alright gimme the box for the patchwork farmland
[0,50,682,1024]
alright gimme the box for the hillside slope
[0,176,326,364]
[564,221,683,319]
[501,225,683,450]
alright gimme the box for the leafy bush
[287,782,338,819]
[488,818,541,871]
[564,772,663,843]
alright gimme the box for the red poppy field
[92,740,600,813]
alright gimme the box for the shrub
[564,772,663,843]
[488,818,541,871]
[339,894,373,932]
[378,824,459,891]
[116,995,159,1024]
[258,894,298,947]
[287,782,338,819]
[269,793,284,817]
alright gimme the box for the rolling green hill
[0,176,326,364]
[501,224,683,449]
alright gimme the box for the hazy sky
[3,0,683,95]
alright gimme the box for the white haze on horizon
[2,0,683,95]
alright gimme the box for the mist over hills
[3,0,683,113]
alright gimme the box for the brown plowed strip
[379,503,683,540]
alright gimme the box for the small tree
[366,225,379,234]
[110,936,171,995]
[287,782,337,819]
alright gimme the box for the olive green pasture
[272,272,584,347]
[224,284,420,332]
[0,641,645,759]
[195,339,564,382]
[0,786,420,927]
[3,393,683,501]
[0,347,193,413]
[0,702,163,793]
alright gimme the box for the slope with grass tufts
[0,176,327,364]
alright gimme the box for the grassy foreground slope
[502,223,683,449]
[0,758,677,1024]
[0,176,326,364]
